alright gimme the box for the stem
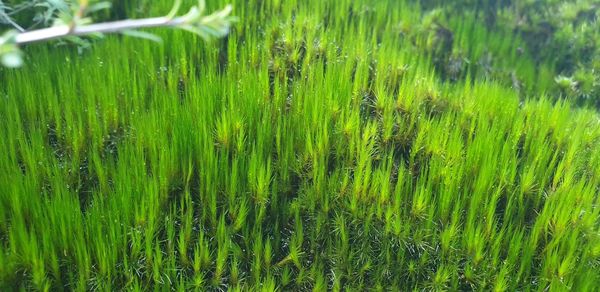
[2,16,25,32]
[15,16,187,45]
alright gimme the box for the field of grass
[1,0,600,290]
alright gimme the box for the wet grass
[1,0,599,290]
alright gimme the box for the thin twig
[15,16,188,45]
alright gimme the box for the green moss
[0,0,599,290]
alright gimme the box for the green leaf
[1,30,22,67]
[180,2,236,41]
[1,50,23,68]
[167,0,183,19]
[86,2,112,14]
[120,30,163,43]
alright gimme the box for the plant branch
[1,0,236,68]
[15,16,187,45]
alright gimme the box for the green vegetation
[1,0,599,290]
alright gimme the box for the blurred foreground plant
[0,0,236,67]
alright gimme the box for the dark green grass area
[1,0,600,290]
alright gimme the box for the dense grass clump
[1,0,599,290]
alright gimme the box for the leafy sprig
[0,0,236,67]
